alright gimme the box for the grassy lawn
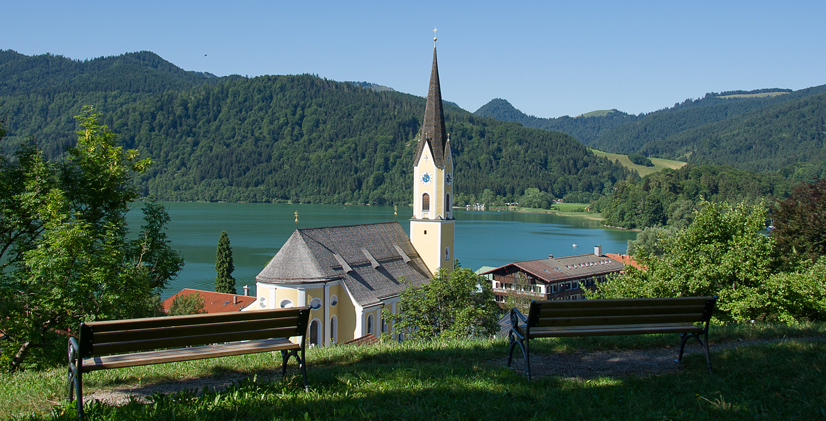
[591,149,687,177]
[4,322,825,420]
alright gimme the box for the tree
[591,201,781,321]
[772,178,826,263]
[168,293,206,316]
[502,272,533,315]
[387,267,500,340]
[0,107,182,370]
[215,230,236,294]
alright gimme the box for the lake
[126,203,639,299]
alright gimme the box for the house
[482,245,626,305]
[255,39,455,347]
[162,288,257,314]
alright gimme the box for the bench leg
[280,349,310,392]
[677,332,713,374]
[507,331,532,380]
[68,340,84,419]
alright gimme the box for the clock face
[445,172,453,186]
[421,172,432,185]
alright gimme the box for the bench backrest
[78,307,311,358]
[527,297,716,329]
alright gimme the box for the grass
[4,322,826,420]
[590,149,687,177]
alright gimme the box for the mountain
[0,50,631,205]
[474,98,639,144]
[476,87,826,176]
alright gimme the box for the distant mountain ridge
[0,49,630,205]
[475,86,826,176]
[474,98,639,144]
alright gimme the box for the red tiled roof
[345,334,379,346]
[162,288,256,314]
[605,253,641,269]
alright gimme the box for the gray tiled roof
[256,222,432,307]
[483,253,626,283]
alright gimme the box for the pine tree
[215,230,236,294]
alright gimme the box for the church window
[366,314,374,335]
[445,193,451,214]
[330,316,338,344]
[280,299,293,309]
[309,319,320,347]
[422,193,430,212]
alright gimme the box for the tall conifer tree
[215,230,236,294]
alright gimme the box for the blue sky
[3,1,825,118]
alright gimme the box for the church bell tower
[410,31,455,275]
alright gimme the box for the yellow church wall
[337,287,358,343]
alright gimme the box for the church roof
[256,222,432,307]
[415,46,449,167]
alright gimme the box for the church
[253,39,454,347]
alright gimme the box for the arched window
[366,314,374,335]
[422,193,430,212]
[330,315,338,344]
[309,319,320,347]
[445,193,451,216]
[280,299,293,309]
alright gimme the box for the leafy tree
[387,267,499,340]
[502,272,533,315]
[627,154,654,167]
[0,107,182,370]
[168,293,206,316]
[591,201,784,321]
[215,230,236,294]
[626,226,675,256]
[772,178,826,263]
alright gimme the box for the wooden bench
[507,296,717,380]
[68,307,311,418]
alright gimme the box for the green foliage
[596,164,790,229]
[627,153,654,167]
[626,226,675,256]
[0,51,629,205]
[502,272,533,315]
[772,178,826,263]
[594,201,826,322]
[519,187,553,209]
[168,292,206,316]
[474,98,639,144]
[215,230,236,294]
[0,108,181,370]
[387,267,500,340]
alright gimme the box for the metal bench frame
[507,296,717,380]
[68,307,311,419]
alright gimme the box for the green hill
[476,87,826,177]
[0,50,631,205]
[474,98,639,144]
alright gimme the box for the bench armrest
[510,307,527,328]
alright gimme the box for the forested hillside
[0,50,630,205]
[474,98,639,144]
[595,164,792,229]
[477,87,826,177]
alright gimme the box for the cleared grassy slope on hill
[591,149,686,177]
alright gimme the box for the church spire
[415,42,448,168]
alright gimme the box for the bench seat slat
[522,322,704,339]
[531,297,712,310]
[81,337,299,372]
[93,327,299,356]
[538,304,706,318]
[86,308,305,332]
[536,313,705,327]
[94,317,302,344]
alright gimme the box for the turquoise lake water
[126,203,638,299]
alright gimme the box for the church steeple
[415,46,448,168]
[410,32,455,275]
